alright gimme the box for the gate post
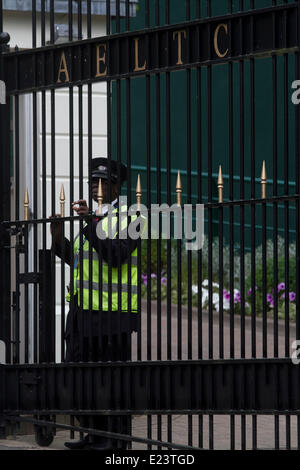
[39,250,55,362]
[0,32,11,365]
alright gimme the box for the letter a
[57,51,70,83]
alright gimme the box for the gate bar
[0,33,11,364]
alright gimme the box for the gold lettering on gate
[173,30,187,65]
[95,44,107,77]
[133,38,146,72]
[214,23,229,58]
[57,51,70,83]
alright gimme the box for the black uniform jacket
[53,210,140,337]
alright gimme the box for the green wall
[111,0,297,251]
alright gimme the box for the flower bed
[140,236,297,320]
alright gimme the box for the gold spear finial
[136,174,142,211]
[261,160,267,199]
[24,187,29,221]
[176,171,182,207]
[97,178,103,213]
[60,184,65,218]
[217,165,224,203]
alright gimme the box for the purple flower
[277,282,285,293]
[151,273,157,279]
[280,293,285,299]
[248,286,258,295]
[161,277,167,286]
[289,292,296,302]
[223,289,228,295]
[267,293,273,303]
[224,292,231,301]
[142,274,148,286]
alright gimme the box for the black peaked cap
[91,157,127,185]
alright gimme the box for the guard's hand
[49,214,63,242]
[72,200,89,217]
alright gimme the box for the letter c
[214,23,229,58]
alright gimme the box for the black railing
[0,0,299,451]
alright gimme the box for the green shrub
[140,238,170,274]
[244,255,297,295]
[140,235,297,320]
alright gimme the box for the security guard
[51,157,143,450]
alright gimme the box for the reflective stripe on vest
[81,250,138,265]
[76,280,138,294]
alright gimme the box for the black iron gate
[0,0,300,450]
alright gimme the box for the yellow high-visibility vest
[66,205,146,312]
